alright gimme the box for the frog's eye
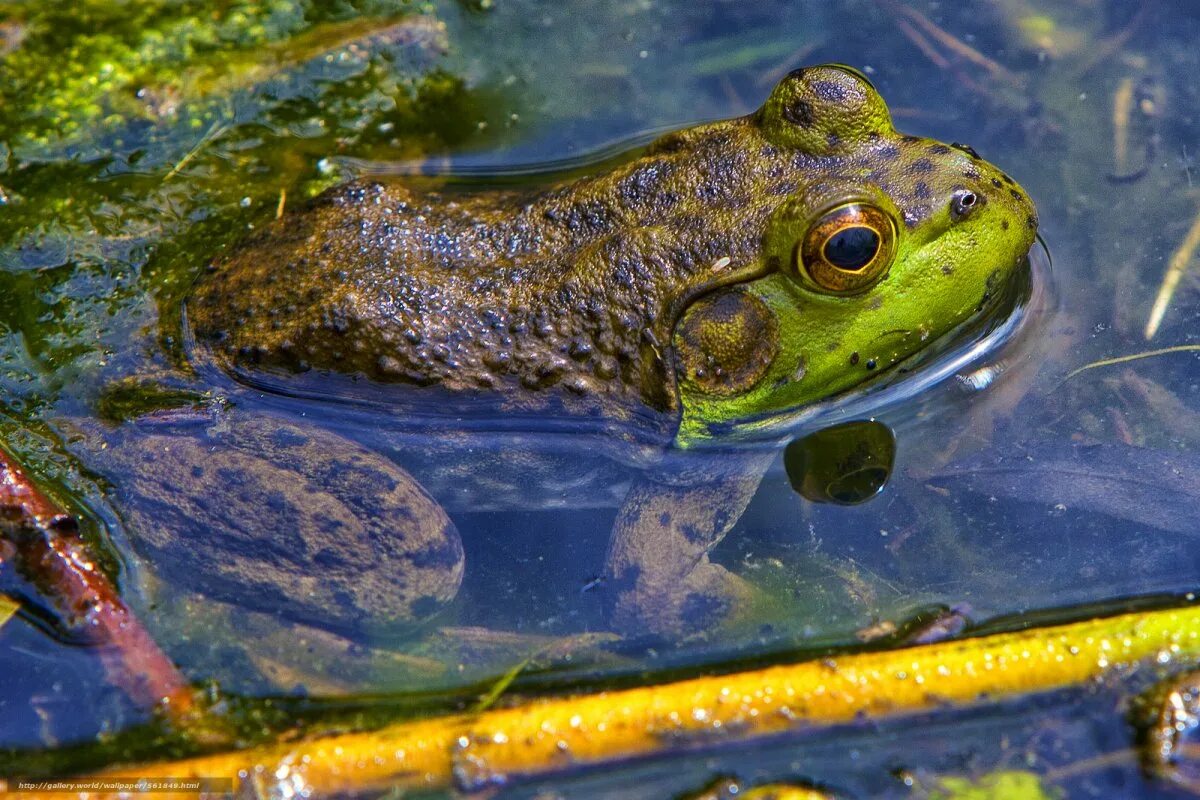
[794,203,897,294]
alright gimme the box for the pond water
[2,0,1199,797]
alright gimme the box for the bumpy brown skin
[188,68,1035,427]
[189,151,774,419]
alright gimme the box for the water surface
[2,1,1199,796]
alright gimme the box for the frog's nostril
[950,189,982,221]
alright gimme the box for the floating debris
[1145,205,1200,339]
[1108,74,1160,183]
[1112,76,1135,176]
[1062,344,1200,381]
[875,0,1023,96]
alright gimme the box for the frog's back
[188,121,782,420]
[187,64,1039,440]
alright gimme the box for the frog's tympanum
[87,66,1037,639]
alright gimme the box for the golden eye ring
[793,202,898,294]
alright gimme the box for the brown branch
[0,447,194,717]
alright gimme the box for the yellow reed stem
[737,788,832,800]
[694,785,833,800]
[27,606,1200,799]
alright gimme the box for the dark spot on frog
[991,177,1003,188]
[913,181,932,200]
[680,522,707,545]
[330,589,359,616]
[951,142,981,159]
[606,564,640,599]
[811,78,849,103]
[264,490,295,515]
[759,143,782,160]
[313,547,346,568]
[877,143,901,161]
[1027,215,1037,229]
[962,166,981,180]
[616,164,676,207]
[1009,188,1025,203]
[1001,219,1010,230]
[908,158,934,174]
[927,143,951,155]
[408,536,462,570]
[941,264,954,276]
[645,131,687,154]
[850,351,860,366]
[217,466,243,485]
[410,595,443,619]
[659,511,671,526]
[680,591,731,629]
[314,513,348,537]
[783,98,814,126]
[271,428,309,448]
[826,132,841,149]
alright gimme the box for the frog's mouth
[696,242,1054,448]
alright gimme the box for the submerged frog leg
[77,408,465,637]
[603,453,773,638]
[0,446,195,717]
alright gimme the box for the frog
[75,65,1038,641]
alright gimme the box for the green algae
[0,0,508,423]
[0,1,432,155]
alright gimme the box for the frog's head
[673,65,1037,441]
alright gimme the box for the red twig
[0,448,194,716]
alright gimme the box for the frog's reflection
[783,419,895,506]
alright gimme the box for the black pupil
[823,226,880,270]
